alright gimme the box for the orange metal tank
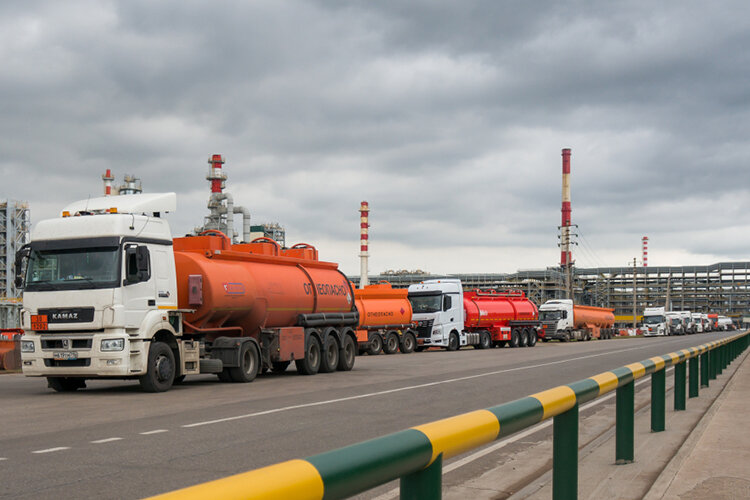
[573,305,614,329]
[354,283,413,328]
[463,290,538,329]
[173,235,355,338]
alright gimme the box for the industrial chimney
[560,148,574,298]
[102,169,115,196]
[359,201,370,288]
[642,236,648,267]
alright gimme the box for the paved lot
[0,332,735,499]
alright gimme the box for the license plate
[53,351,78,361]
[31,314,48,331]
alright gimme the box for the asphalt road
[0,332,736,499]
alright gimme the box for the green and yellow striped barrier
[149,331,749,500]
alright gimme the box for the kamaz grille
[44,359,91,368]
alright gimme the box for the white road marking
[183,341,672,428]
[32,447,70,454]
[90,437,123,444]
[140,429,168,435]
[371,367,676,500]
[0,457,7,461]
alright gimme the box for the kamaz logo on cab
[52,312,78,320]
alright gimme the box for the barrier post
[689,357,699,398]
[651,369,665,432]
[616,381,634,463]
[710,348,717,380]
[674,361,686,411]
[400,454,442,500]
[552,404,578,500]
[700,352,709,388]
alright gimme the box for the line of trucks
[11,190,660,393]
[642,307,733,336]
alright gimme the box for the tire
[228,341,260,383]
[520,329,529,347]
[383,332,399,354]
[527,329,537,347]
[368,333,383,355]
[400,332,416,354]
[295,336,321,375]
[447,332,459,351]
[337,334,356,371]
[272,361,291,373]
[510,328,521,348]
[479,331,492,349]
[319,335,340,373]
[139,342,175,392]
[47,377,85,392]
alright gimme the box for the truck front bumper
[20,333,147,378]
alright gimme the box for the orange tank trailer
[573,305,615,339]
[463,290,541,347]
[172,234,359,377]
[353,283,417,355]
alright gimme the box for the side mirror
[125,245,151,285]
[14,244,30,289]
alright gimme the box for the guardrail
[149,331,750,500]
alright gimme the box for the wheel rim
[450,335,457,349]
[388,336,398,351]
[309,342,320,366]
[326,342,338,365]
[404,335,414,351]
[344,339,355,363]
[155,354,172,383]
[242,347,256,376]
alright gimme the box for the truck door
[122,244,157,328]
[442,293,462,339]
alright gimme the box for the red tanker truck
[463,289,541,348]
[17,193,359,392]
[538,299,616,341]
[354,283,417,355]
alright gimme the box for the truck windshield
[539,310,562,321]
[25,247,120,291]
[643,315,665,324]
[408,294,442,313]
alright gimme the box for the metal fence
[149,332,750,500]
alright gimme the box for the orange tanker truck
[538,299,616,341]
[354,283,417,355]
[18,193,359,392]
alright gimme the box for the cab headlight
[21,340,35,353]
[101,338,125,351]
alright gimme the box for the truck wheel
[510,329,521,348]
[527,330,537,347]
[319,335,340,373]
[447,332,459,351]
[272,361,291,373]
[520,329,529,347]
[295,336,321,375]
[229,341,260,383]
[383,332,400,354]
[337,335,356,371]
[368,333,383,355]
[47,377,86,392]
[400,332,416,354]
[139,342,175,392]
[478,331,491,349]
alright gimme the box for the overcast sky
[2,1,749,276]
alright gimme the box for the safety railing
[149,331,750,500]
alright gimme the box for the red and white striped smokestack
[359,201,370,288]
[560,148,572,266]
[102,168,114,196]
[642,236,648,267]
[207,154,225,194]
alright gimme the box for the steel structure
[0,200,30,328]
[350,262,750,323]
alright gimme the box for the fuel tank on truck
[573,305,615,329]
[173,235,355,339]
[354,283,413,328]
[463,290,538,328]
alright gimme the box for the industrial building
[0,200,30,328]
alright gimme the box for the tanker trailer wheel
[527,329,538,347]
[337,334,356,371]
[272,361,291,373]
[139,342,175,392]
[47,377,86,392]
[295,335,322,375]
[400,331,416,353]
[368,333,383,355]
[383,332,400,354]
[229,341,260,383]
[447,332,459,351]
[510,329,521,348]
[478,331,491,349]
[520,329,529,347]
[319,334,340,373]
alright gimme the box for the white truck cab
[642,307,667,336]
[691,313,704,333]
[665,311,683,335]
[408,279,466,351]
[18,193,186,391]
